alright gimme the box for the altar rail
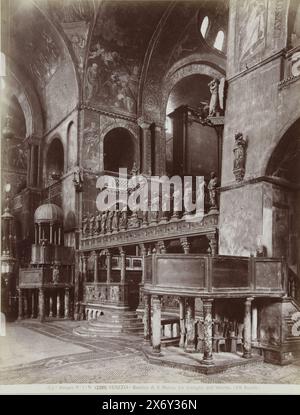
[144,254,287,298]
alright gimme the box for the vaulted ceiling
[1,0,229,128]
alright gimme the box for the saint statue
[207,172,218,210]
[208,78,221,117]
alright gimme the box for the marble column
[34,225,38,244]
[38,288,45,322]
[251,305,258,343]
[82,254,88,283]
[38,223,42,244]
[58,227,62,245]
[31,290,35,318]
[49,294,53,317]
[143,294,151,343]
[202,299,214,365]
[243,297,254,358]
[140,244,147,284]
[154,124,164,176]
[64,288,70,319]
[179,297,186,348]
[119,248,126,283]
[50,224,53,244]
[152,295,161,354]
[18,289,23,320]
[57,291,61,318]
[24,291,29,318]
[106,251,111,283]
[185,298,196,352]
[93,251,99,283]
[138,118,152,176]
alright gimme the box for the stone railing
[19,264,73,288]
[84,282,130,308]
[31,244,74,265]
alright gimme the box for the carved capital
[137,116,151,129]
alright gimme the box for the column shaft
[251,305,258,343]
[106,253,111,283]
[143,294,151,343]
[152,295,161,353]
[179,297,185,348]
[18,289,23,319]
[185,298,196,352]
[38,289,45,322]
[64,289,70,319]
[243,297,254,358]
[202,299,214,365]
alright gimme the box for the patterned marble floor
[0,321,300,385]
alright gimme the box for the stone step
[89,320,144,330]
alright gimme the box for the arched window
[214,31,224,51]
[200,16,209,38]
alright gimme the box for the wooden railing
[144,254,287,297]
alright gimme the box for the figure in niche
[208,172,219,210]
[89,215,95,235]
[86,63,99,101]
[208,78,221,117]
[52,265,60,284]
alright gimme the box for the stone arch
[263,113,300,176]
[6,60,44,138]
[161,59,225,123]
[102,127,138,173]
[99,122,139,172]
[44,135,65,185]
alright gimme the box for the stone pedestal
[143,294,151,343]
[202,299,214,365]
[152,295,161,354]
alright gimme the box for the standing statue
[89,215,95,235]
[130,162,139,176]
[52,265,60,284]
[73,166,83,192]
[119,208,128,231]
[208,78,221,117]
[112,210,119,232]
[106,210,114,233]
[207,172,219,211]
[96,211,102,234]
[233,132,247,182]
[82,215,88,235]
[101,211,107,234]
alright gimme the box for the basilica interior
[1,0,300,375]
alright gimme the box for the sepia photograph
[0,0,300,396]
